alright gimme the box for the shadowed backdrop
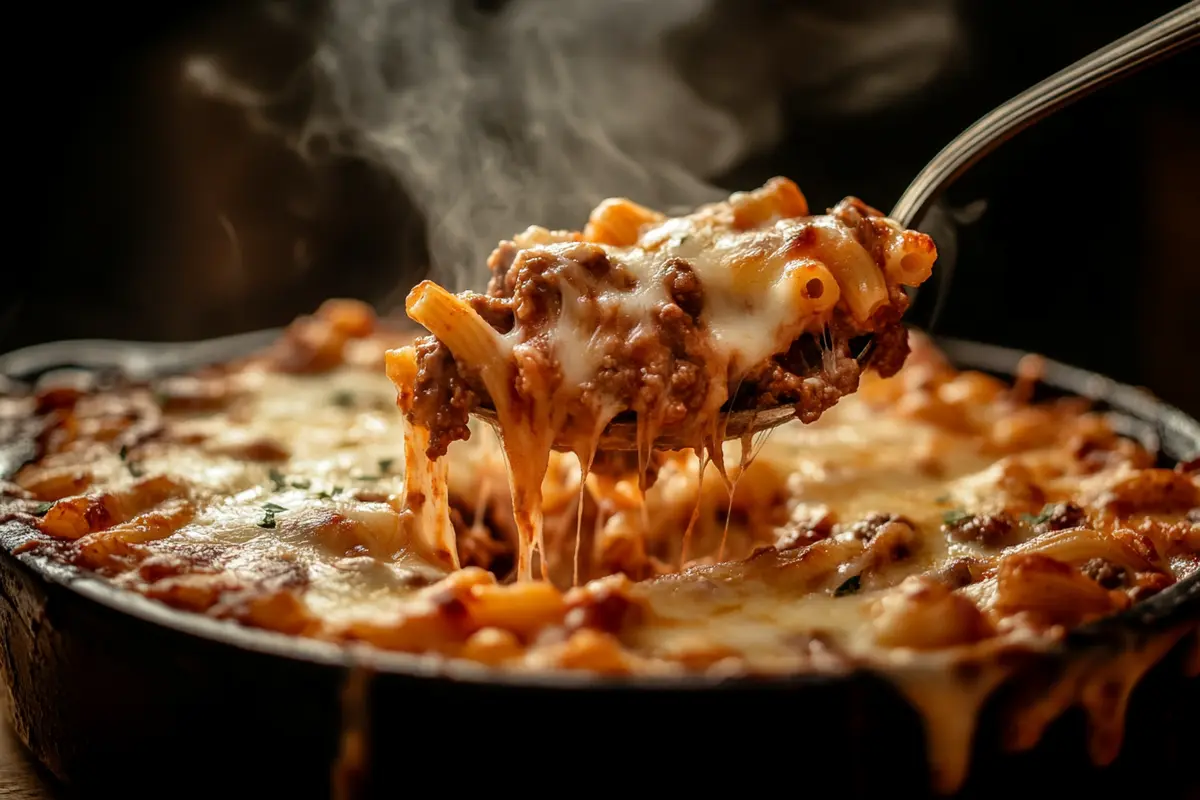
[13,0,1200,414]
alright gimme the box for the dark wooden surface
[0,694,56,799]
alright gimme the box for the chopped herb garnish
[934,494,951,504]
[268,467,287,490]
[1020,505,1055,526]
[32,501,54,517]
[834,574,862,597]
[357,474,381,482]
[333,485,344,496]
[378,458,395,474]
[330,390,356,408]
[258,503,287,529]
[942,509,972,527]
[119,445,144,477]
[315,485,345,501]
[290,478,311,490]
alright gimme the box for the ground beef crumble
[405,205,918,457]
[944,511,1017,547]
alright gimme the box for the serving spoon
[471,2,1199,452]
[0,7,1195,455]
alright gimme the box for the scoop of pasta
[388,177,937,580]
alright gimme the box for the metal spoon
[474,2,1200,452]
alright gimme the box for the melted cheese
[5,328,1197,796]
[401,183,934,582]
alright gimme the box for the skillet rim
[0,330,1197,692]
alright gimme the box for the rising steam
[183,0,962,298]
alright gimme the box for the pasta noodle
[391,178,938,580]
[3,226,1196,794]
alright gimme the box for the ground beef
[944,511,1016,547]
[1080,557,1129,589]
[663,258,704,320]
[933,558,980,589]
[409,336,482,459]
[485,241,520,298]
[866,317,912,379]
[844,512,916,542]
[406,219,919,458]
[1033,502,1087,533]
[830,196,894,266]
[775,506,837,550]
[465,292,514,333]
[738,334,861,424]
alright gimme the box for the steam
[183,0,963,298]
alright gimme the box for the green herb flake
[330,391,356,409]
[127,462,145,478]
[378,458,395,474]
[934,494,951,505]
[118,445,128,462]
[290,479,312,490]
[258,502,287,529]
[834,574,862,597]
[268,467,287,491]
[1020,504,1056,527]
[32,501,54,517]
[942,509,972,527]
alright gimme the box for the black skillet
[0,331,1197,799]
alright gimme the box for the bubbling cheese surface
[3,311,1197,795]
[7,338,1193,656]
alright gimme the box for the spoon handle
[891,2,1200,229]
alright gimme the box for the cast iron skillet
[0,332,1197,799]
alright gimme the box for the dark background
[12,0,1200,414]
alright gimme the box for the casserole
[1,318,1196,798]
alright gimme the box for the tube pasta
[992,553,1123,625]
[884,229,938,287]
[1007,528,1154,573]
[583,198,666,246]
[404,280,559,581]
[784,259,842,316]
[728,176,810,227]
[6,289,1199,798]
[807,219,890,322]
[404,282,514,419]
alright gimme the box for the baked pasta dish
[1,181,1197,794]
